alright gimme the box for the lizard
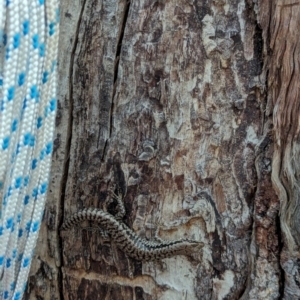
[61,191,203,261]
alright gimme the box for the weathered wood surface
[25,0,300,299]
[259,0,300,299]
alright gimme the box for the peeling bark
[25,0,300,299]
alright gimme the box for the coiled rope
[0,1,59,299]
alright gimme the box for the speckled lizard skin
[62,206,202,261]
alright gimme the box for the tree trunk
[25,0,300,299]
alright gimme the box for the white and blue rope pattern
[0,1,59,299]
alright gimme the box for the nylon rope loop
[0,1,60,299]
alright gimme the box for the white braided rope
[0,1,59,299]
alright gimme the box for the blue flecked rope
[0,1,59,299]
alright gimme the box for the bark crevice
[58,0,88,297]
[110,1,131,138]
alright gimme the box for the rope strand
[0,1,59,299]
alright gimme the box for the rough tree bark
[25,0,300,299]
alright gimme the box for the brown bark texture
[24,0,300,299]
[259,0,300,299]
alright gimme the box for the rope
[0,1,59,299]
